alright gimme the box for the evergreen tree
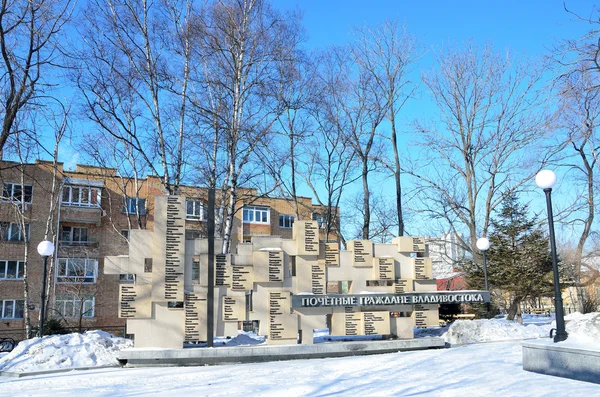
[466,193,554,320]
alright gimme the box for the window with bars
[60,226,89,245]
[0,300,24,319]
[0,260,24,279]
[56,258,98,283]
[61,185,101,207]
[242,206,269,224]
[54,295,95,318]
[1,183,33,203]
[186,199,207,221]
[279,214,294,229]
[0,222,30,242]
[122,197,146,215]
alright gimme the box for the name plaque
[325,243,339,266]
[292,291,490,308]
[164,196,185,301]
[375,257,394,280]
[268,251,284,282]
[348,240,373,267]
[231,265,254,291]
[184,292,203,343]
[311,262,326,294]
[215,254,231,286]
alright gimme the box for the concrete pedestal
[522,339,600,384]
[120,338,445,367]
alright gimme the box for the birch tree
[193,0,303,253]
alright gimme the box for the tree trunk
[362,158,370,240]
[506,296,523,321]
[390,119,404,236]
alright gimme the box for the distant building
[425,233,466,279]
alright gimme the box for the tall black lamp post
[36,240,55,337]
[476,237,491,317]
[536,169,568,343]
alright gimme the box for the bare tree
[411,43,551,258]
[0,0,74,158]
[192,0,303,253]
[76,0,195,194]
[351,19,420,236]
[555,66,600,310]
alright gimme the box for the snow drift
[443,312,600,345]
[0,330,133,373]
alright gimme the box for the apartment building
[0,160,336,339]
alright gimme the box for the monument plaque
[394,279,412,293]
[325,243,339,266]
[268,315,298,340]
[184,292,205,343]
[164,196,185,301]
[395,236,426,253]
[414,258,432,280]
[348,240,373,267]
[363,311,390,335]
[268,291,290,315]
[374,257,395,280]
[222,296,245,321]
[344,311,363,336]
[268,251,284,282]
[215,254,231,286]
[231,265,254,291]
[119,284,151,318]
[294,221,319,255]
[311,262,326,294]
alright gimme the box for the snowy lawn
[1,340,600,396]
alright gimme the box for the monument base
[522,339,600,384]
[119,338,446,367]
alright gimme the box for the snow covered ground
[1,340,600,396]
[0,314,599,395]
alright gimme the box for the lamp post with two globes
[36,240,55,337]
[536,169,568,343]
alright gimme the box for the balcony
[60,205,103,226]
[58,239,99,249]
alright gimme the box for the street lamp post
[536,169,568,343]
[37,240,55,338]
[476,237,491,317]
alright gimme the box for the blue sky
[278,0,592,54]
[271,0,596,238]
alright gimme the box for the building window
[279,214,294,229]
[242,206,269,224]
[186,199,207,221]
[56,258,98,283]
[312,213,326,229]
[60,226,89,245]
[122,197,146,215]
[61,185,101,207]
[1,183,33,203]
[0,222,30,242]
[119,273,135,283]
[54,295,95,319]
[0,260,24,279]
[0,299,24,319]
